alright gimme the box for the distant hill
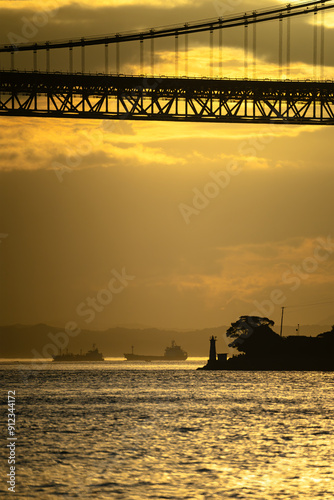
[0,323,227,359]
[0,323,332,359]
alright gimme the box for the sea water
[1,360,334,499]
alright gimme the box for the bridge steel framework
[1,71,334,125]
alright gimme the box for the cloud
[150,237,334,319]
[1,0,332,77]
[0,0,199,9]
[0,114,312,173]
[1,158,334,328]
[0,117,185,171]
[132,236,334,297]
[1,1,334,330]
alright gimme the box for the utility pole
[280,306,285,337]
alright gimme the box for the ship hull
[124,353,187,361]
[124,341,187,361]
[52,355,104,362]
[52,346,104,362]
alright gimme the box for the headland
[199,316,334,371]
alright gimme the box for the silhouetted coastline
[199,317,334,371]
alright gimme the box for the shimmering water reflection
[1,363,334,499]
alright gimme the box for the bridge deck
[1,71,334,124]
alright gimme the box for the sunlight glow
[0,0,195,9]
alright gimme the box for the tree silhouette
[226,316,275,349]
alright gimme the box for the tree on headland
[201,316,334,370]
[226,316,275,351]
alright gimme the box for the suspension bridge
[1,0,334,125]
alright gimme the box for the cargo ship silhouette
[52,344,104,362]
[124,341,187,361]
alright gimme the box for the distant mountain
[0,323,332,359]
[0,324,227,359]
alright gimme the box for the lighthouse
[209,335,217,362]
[198,335,227,370]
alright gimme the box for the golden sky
[1,0,334,331]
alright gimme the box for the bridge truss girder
[1,72,334,125]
